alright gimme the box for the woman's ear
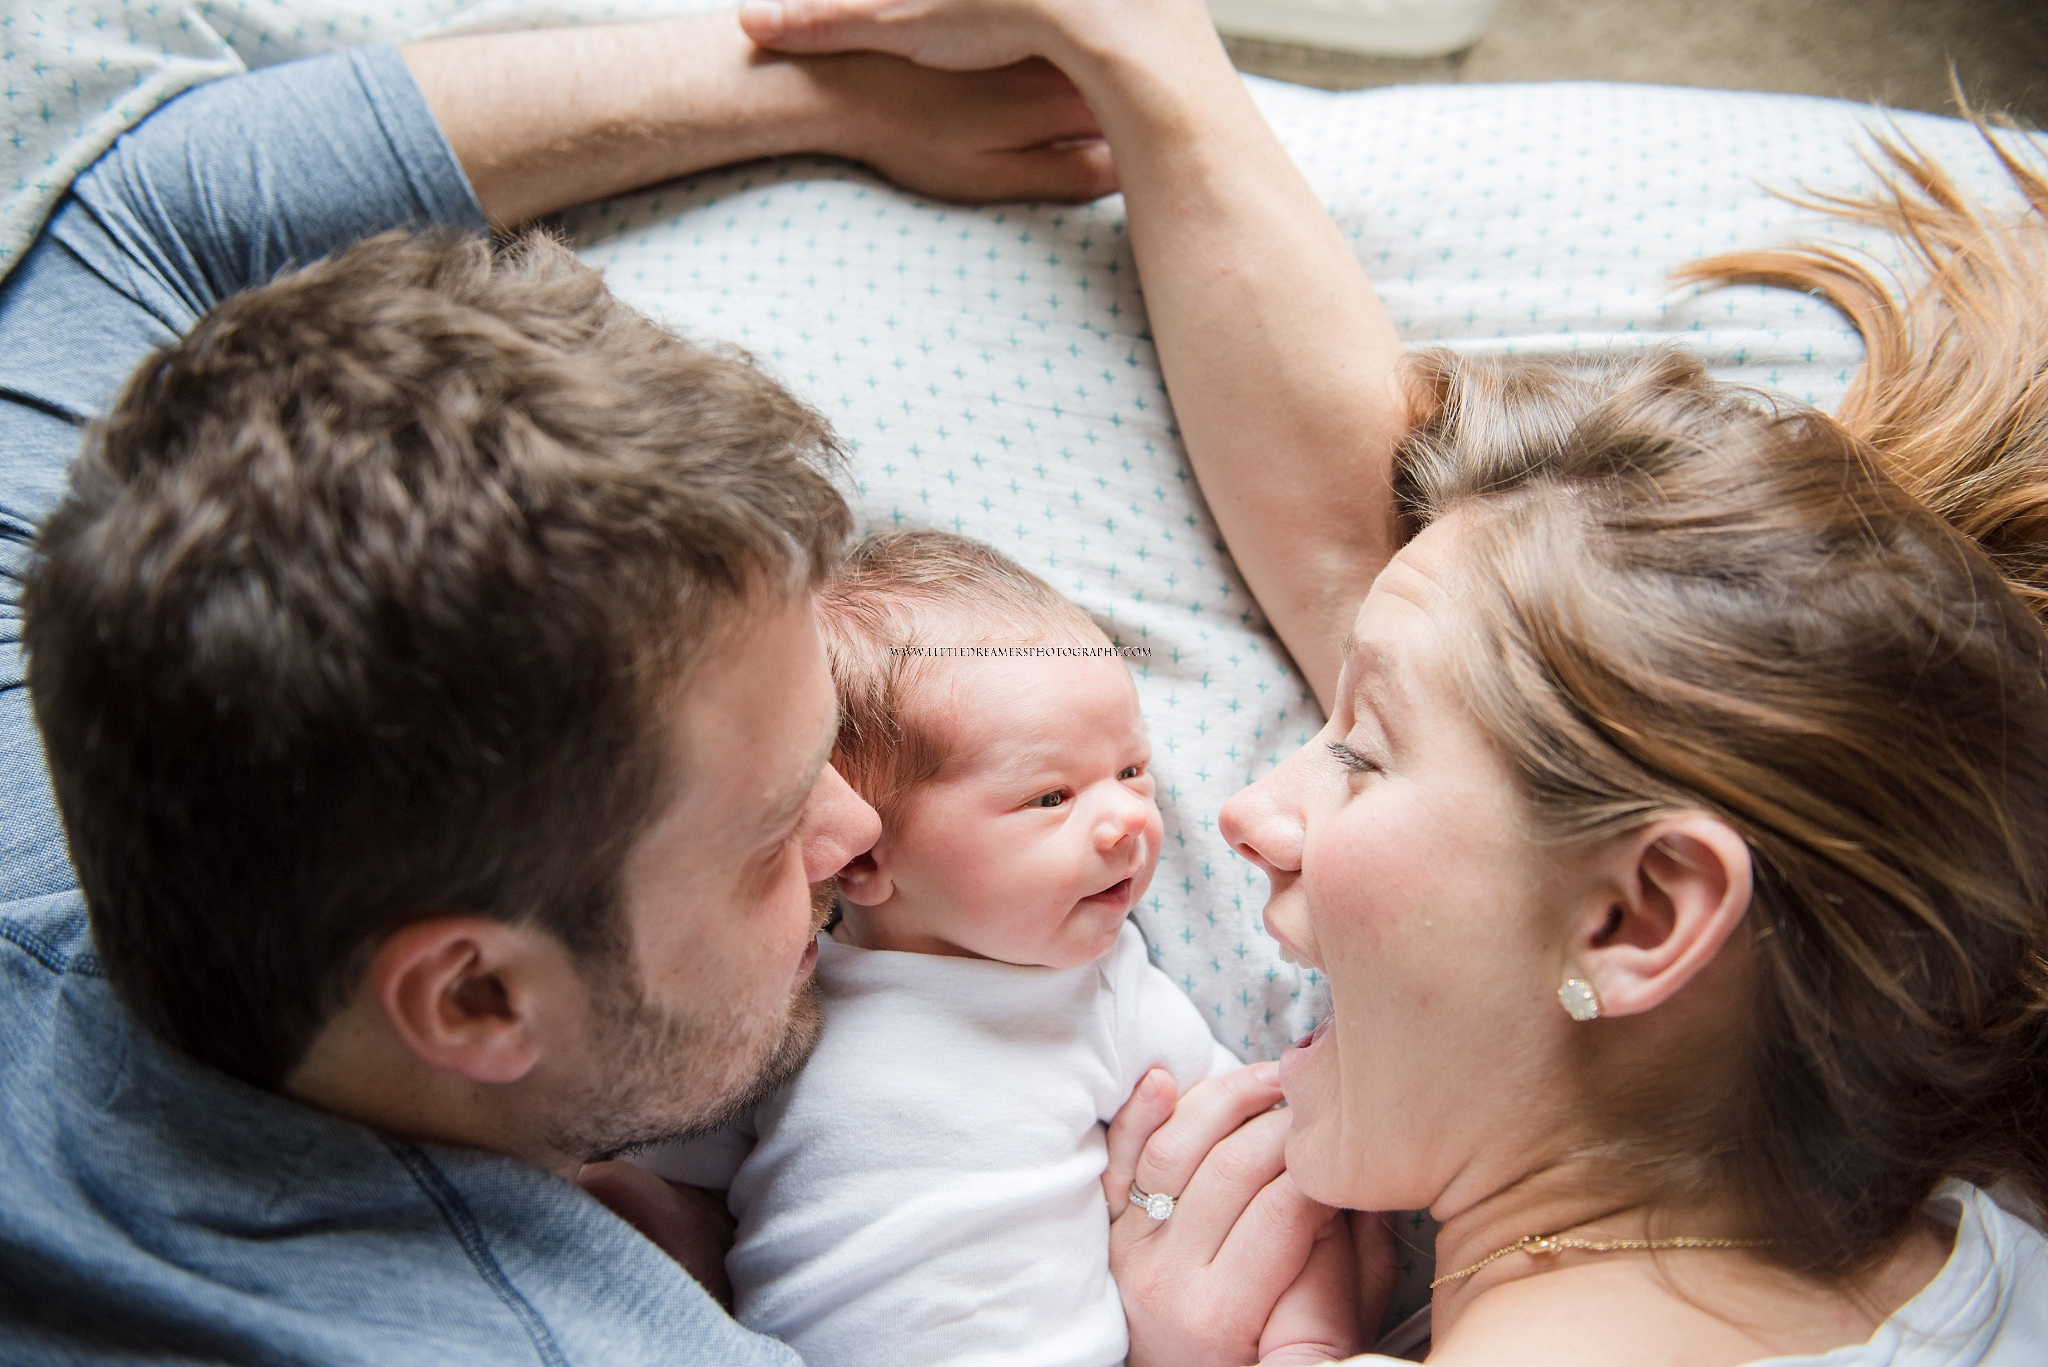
[834,840,896,906]
[1571,814,1753,1019]
[370,918,559,1084]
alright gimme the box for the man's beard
[545,880,836,1162]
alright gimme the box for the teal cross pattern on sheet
[562,81,2037,1069]
[11,0,2038,1070]
[559,96,2031,1331]
[567,164,1330,1061]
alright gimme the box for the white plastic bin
[1207,0,1506,56]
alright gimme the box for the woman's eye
[1118,765,1142,780]
[1326,741,1380,775]
[1033,790,1067,808]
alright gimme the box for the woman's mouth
[1265,918,1321,971]
[1277,1015,1333,1086]
[793,934,819,986]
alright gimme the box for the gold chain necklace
[1429,1232,1772,1290]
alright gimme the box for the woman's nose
[1219,766,1304,879]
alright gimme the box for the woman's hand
[739,0,1193,77]
[1105,1066,1367,1367]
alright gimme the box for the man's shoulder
[0,890,95,1047]
[0,889,93,974]
[0,916,794,1366]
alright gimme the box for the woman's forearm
[649,0,1409,710]
[1055,17,1409,712]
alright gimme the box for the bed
[556,71,2022,1067]
[11,0,2037,1331]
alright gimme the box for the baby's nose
[1094,787,1153,850]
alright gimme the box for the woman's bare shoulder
[1412,1216,1956,1367]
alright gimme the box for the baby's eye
[1032,790,1068,809]
[1118,764,1143,780]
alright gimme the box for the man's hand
[1104,1067,1366,1367]
[577,1161,738,1307]
[404,11,1113,227]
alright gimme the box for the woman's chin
[1280,1112,1354,1208]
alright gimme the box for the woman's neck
[1424,1160,1955,1362]
[1428,1159,1681,1326]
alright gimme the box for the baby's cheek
[957,834,1027,905]
[1134,809,1167,890]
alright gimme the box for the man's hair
[816,530,1109,823]
[23,229,851,1087]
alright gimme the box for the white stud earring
[1558,978,1601,1022]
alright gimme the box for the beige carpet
[1225,0,2048,125]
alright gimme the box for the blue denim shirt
[0,47,800,1367]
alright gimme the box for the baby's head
[820,531,1163,969]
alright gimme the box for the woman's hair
[1392,118,2048,1277]
[817,529,1110,823]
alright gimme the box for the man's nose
[800,763,882,884]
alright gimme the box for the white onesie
[641,919,1241,1367]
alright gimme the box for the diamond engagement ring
[1129,1188,1175,1221]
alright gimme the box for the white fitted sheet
[561,78,2038,1067]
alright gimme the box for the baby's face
[853,653,1163,969]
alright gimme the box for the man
[1,7,1361,1359]
[0,17,1112,1361]
[11,225,883,1361]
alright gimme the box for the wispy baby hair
[817,530,1110,822]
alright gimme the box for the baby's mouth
[1081,877,1134,908]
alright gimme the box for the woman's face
[1220,516,1576,1215]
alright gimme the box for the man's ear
[1570,814,1753,1019]
[368,918,562,1084]
[834,838,896,907]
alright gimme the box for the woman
[1225,331,2048,1361]
[750,0,2048,1360]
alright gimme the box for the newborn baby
[642,530,1239,1367]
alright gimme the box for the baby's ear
[834,843,895,906]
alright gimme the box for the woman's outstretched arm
[744,0,1409,710]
